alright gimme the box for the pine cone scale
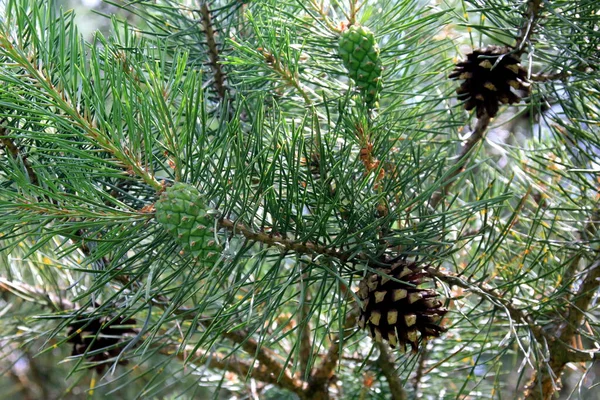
[338,25,383,107]
[155,182,222,262]
[450,45,530,117]
[356,262,448,351]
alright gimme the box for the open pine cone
[450,45,530,118]
[67,314,136,373]
[356,262,447,352]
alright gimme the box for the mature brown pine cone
[356,262,447,352]
[450,46,530,118]
[67,313,136,373]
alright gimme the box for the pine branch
[524,258,600,400]
[376,342,408,400]
[218,218,349,262]
[530,64,596,82]
[221,329,303,394]
[298,274,313,376]
[515,0,543,52]
[429,113,492,209]
[412,346,429,398]
[208,355,291,389]
[0,31,162,191]
[424,266,591,363]
[161,344,305,394]
[4,364,36,400]
[560,210,600,298]
[426,267,546,341]
[0,277,73,311]
[1,0,598,397]
[427,259,600,399]
[111,274,308,396]
[199,2,227,101]
[562,259,600,343]
[307,310,358,397]
[0,123,38,185]
[0,273,308,395]
[522,206,600,399]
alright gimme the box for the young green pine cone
[155,182,222,263]
[356,262,447,352]
[338,24,383,107]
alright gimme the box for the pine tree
[0,0,599,398]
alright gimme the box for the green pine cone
[338,25,383,106]
[155,183,222,262]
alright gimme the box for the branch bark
[429,113,491,209]
[162,345,304,394]
[423,261,600,400]
[515,0,543,53]
[376,343,408,400]
[523,259,600,400]
[199,3,227,101]
[306,311,358,399]
[412,346,429,398]
[221,329,306,395]
[0,124,38,185]
[219,218,350,262]
[298,275,313,377]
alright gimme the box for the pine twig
[219,218,349,262]
[0,124,38,185]
[429,113,492,209]
[308,0,340,33]
[436,0,540,210]
[298,274,313,377]
[199,3,227,100]
[307,311,358,398]
[530,64,596,82]
[376,343,408,400]
[523,207,600,399]
[222,329,304,395]
[523,258,600,400]
[424,267,587,361]
[412,346,429,398]
[515,0,543,53]
[565,349,600,363]
[426,264,600,399]
[162,345,305,395]
[259,48,313,106]
[0,277,73,311]
[530,71,569,82]
[425,268,545,340]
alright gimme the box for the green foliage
[0,0,598,399]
